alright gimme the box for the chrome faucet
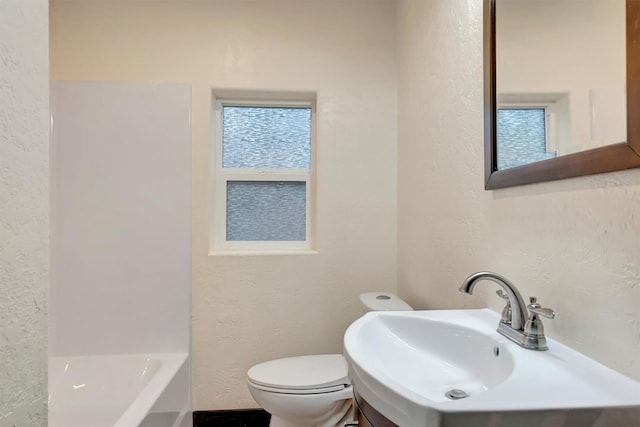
[459,271,555,351]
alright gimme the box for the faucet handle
[530,306,555,319]
[528,297,555,319]
[523,297,555,350]
[496,290,512,324]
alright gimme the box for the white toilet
[247,292,413,427]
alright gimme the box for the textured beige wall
[50,0,397,409]
[0,0,49,424]
[397,0,639,381]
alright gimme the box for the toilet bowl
[248,354,353,427]
[247,293,412,427]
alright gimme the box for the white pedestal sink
[344,309,640,427]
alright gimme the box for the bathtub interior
[49,353,190,427]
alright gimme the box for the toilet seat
[249,382,348,395]
[247,354,350,395]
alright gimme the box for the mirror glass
[495,0,626,170]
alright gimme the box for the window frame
[210,98,316,255]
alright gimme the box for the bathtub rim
[114,352,189,427]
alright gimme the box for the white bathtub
[49,353,191,427]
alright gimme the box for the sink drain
[445,389,469,400]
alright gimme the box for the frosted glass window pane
[222,106,311,169]
[226,181,306,241]
[497,109,556,170]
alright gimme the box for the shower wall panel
[50,81,191,356]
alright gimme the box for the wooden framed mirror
[484,0,640,189]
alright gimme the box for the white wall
[50,0,398,409]
[50,82,192,356]
[397,0,639,382]
[0,0,49,424]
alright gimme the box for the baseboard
[193,409,271,427]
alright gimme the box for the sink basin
[351,310,514,402]
[344,309,640,426]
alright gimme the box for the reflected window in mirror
[497,108,556,170]
[495,0,626,159]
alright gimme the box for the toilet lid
[247,354,350,391]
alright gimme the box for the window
[497,108,557,170]
[211,94,315,254]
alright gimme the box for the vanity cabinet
[354,390,397,427]
[356,411,374,427]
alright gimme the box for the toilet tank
[359,292,413,312]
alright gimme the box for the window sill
[209,250,318,257]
